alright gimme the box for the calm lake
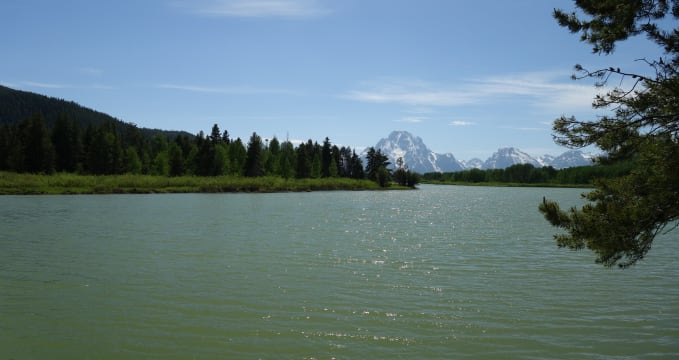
[1,185,677,359]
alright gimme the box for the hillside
[0,85,191,139]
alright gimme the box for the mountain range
[370,131,594,174]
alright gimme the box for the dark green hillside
[0,85,190,139]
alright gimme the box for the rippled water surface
[1,185,678,359]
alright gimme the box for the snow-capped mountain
[481,147,593,170]
[537,154,555,167]
[545,150,594,169]
[370,131,464,173]
[368,131,594,173]
[460,158,484,169]
[483,147,542,169]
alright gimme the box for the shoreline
[0,172,408,195]
[421,181,592,189]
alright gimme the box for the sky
[0,0,662,161]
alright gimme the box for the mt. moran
[370,131,464,173]
[370,131,593,173]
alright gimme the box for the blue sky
[0,0,659,160]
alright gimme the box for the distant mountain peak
[483,147,542,169]
[370,131,463,173]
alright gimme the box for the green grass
[0,172,391,195]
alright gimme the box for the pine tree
[350,150,365,179]
[265,136,281,176]
[321,137,332,177]
[123,146,142,174]
[168,142,185,176]
[52,112,81,172]
[210,124,222,145]
[541,0,679,267]
[279,140,296,179]
[295,141,311,178]
[244,132,264,177]
[20,113,55,174]
[229,138,247,176]
[365,147,390,184]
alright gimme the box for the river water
[1,185,677,359]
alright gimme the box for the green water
[1,185,677,359]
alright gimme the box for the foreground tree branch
[541,0,679,267]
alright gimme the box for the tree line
[422,161,633,185]
[0,112,419,187]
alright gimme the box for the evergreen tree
[195,139,216,176]
[393,157,409,186]
[152,151,169,176]
[20,113,55,174]
[229,138,247,176]
[175,134,193,159]
[321,137,332,177]
[91,126,123,174]
[168,142,185,176]
[279,140,296,179]
[122,123,145,154]
[0,124,24,171]
[328,157,339,177]
[265,136,281,176]
[311,148,322,178]
[329,145,340,178]
[151,133,169,156]
[0,125,9,170]
[210,124,222,145]
[350,150,365,179]
[140,149,152,175]
[244,132,264,177]
[123,146,142,174]
[52,112,81,172]
[185,143,199,175]
[296,141,312,178]
[540,0,679,267]
[365,147,390,184]
[213,143,228,175]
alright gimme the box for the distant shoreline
[0,172,406,195]
[422,180,592,189]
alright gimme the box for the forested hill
[0,85,190,139]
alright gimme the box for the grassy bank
[0,172,389,195]
[422,180,592,188]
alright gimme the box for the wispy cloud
[176,0,330,18]
[397,116,426,123]
[449,120,475,126]
[22,81,69,89]
[477,72,604,111]
[6,80,114,91]
[155,83,300,95]
[404,107,435,115]
[344,71,605,114]
[344,79,476,107]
